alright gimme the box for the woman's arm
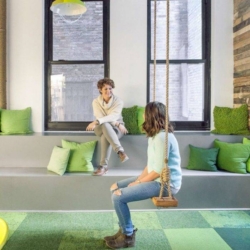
[128,167,160,187]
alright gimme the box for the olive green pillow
[137,106,145,134]
[242,137,250,173]
[214,139,249,174]
[62,139,97,172]
[122,106,140,134]
[0,107,32,134]
[211,104,250,135]
[187,145,219,171]
[47,146,71,176]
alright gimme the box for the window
[148,0,211,130]
[45,0,110,131]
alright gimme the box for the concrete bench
[0,132,250,211]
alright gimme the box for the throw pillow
[47,146,71,176]
[186,145,219,171]
[211,104,250,135]
[214,139,249,174]
[242,137,250,173]
[137,106,145,134]
[0,107,32,134]
[122,106,140,134]
[62,139,97,172]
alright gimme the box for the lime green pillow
[47,146,71,176]
[0,107,32,134]
[242,138,250,173]
[187,145,219,171]
[62,139,97,172]
[211,104,250,135]
[214,139,249,174]
[137,106,145,134]
[122,106,140,134]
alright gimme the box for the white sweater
[92,95,124,126]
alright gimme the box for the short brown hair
[142,102,174,137]
[97,78,115,90]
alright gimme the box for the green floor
[0,210,250,250]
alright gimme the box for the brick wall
[233,0,250,126]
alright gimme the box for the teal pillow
[137,106,145,134]
[122,106,140,134]
[242,137,250,173]
[62,139,97,172]
[211,104,250,135]
[47,146,70,176]
[187,145,219,171]
[214,139,249,174]
[0,107,32,134]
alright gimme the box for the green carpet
[0,210,250,250]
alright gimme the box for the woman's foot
[118,151,129,163]
[106,229,137,249]
[92,166,108,176]
[103,228,122,242]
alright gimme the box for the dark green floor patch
[4,230,63,250]
[156,211,211,228]
[215,228,250,250]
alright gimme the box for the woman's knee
[110,182,118,192]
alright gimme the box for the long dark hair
[142,102,174,137]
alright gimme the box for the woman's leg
[112,181,163,235]
[101,123,124,152]
[94,123,125,166]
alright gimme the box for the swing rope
[159,0,171,199]
[153,0,157,101]
[152,0,177,207]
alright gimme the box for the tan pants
[94,123,124,167]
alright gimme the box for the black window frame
[44,0,110,131]
[147,0,211,131]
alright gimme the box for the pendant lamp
[50,0,87,16]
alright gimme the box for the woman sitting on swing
[104,101,182,249]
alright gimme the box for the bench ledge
[0,167,249,177]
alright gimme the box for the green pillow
[47,146,70,176]
[137,106,145,134]
[122,106,140,134]
[211,104,250,135]
[214,139,249,174]
[0,107,32,134]
[242,137,250,173]
[186,145,219,171]
[62,139,97,172]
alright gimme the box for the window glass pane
[50,64,104,121]
[151,0,202,60]
[150,63,204,121]
[53,1,103,61]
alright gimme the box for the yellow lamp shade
[50,0,87,16]
[0,218,9,250]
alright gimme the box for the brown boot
[118,151,129,163]
[103,228,122,242]
[106,229,137,249]
[92,166,108,176]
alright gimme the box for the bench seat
[0,132,250,211]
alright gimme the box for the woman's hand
[118,124,128,134]
[128,181,140,187]
[86,121,97,131]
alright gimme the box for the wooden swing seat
[152,196,178,208]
